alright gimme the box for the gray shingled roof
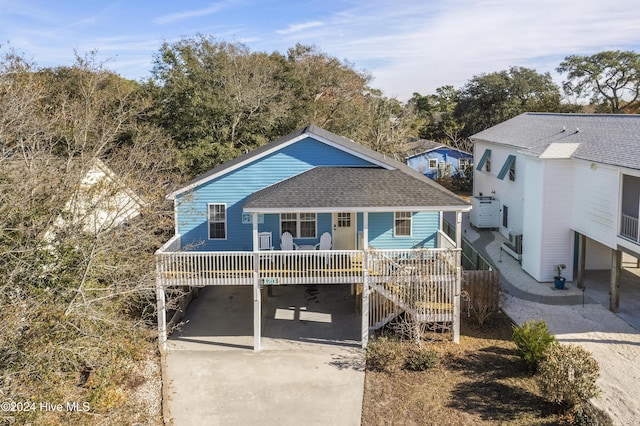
[403,139,445,157]
[470,113,640,171]
[244,167,469,211]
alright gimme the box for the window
[280,213,317,238]
[476,149,491,172]
[497,155,516,181]
[509,158,516,181]
[394,211,412,237]
[428,158,438,169]
[281,213,297,236]
[459,158,471,169]
[208,203,226,239]
[502,205,508,228]
[337,212,351,227]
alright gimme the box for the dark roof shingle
[244,167,469,211]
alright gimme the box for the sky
[1,0,640,101]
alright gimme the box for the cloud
[153,2,230,25]
[276,21,323,35]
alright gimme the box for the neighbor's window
[485,155,491,172]
[459,158,471,169]
[208,203,227,239]
[394,211,412,237]
[509,158,516,181]
[280,213,317,238]
[428,158,438,168]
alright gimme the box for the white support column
[361,212,369,348]
[455,210,462,249]
[156,256,167,351]
[252,212,261,351]
[453,261,461,344]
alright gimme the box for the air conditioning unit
[502,233,523,262]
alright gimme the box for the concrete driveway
[164,284,365,426]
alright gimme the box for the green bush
[366,336,402,372]
[512,319,556,371]
[537,342,600,407]
[404,348,439,371]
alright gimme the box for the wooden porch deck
[156,244,462,347]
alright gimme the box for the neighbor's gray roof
[403,139,472,159]
[244,167,469,212]
[470,113,640,171]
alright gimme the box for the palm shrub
[537,342,600,407]
[512,319,556,371]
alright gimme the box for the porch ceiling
[243,166,470,213]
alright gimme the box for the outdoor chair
[259,232,274,250]
[280,231,297,250]
[314,232,332,250]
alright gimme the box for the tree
[148,35,292,176]
[1,50,173,424]
[409,86,467,151]
[557,50,640,113]
[454,67,562,137]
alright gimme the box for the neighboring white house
[471,112,640,311]
[44,159,145,242]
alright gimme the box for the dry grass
[362,311,574,425]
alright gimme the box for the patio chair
[259,232,273,250]
[314,232,332,250]
[280,231,296,250]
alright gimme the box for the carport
[164,284,365,426]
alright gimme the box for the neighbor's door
[332,212,356,250]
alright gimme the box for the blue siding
[407,149,473,180]
[177,137,373,250]
[364,211,440,249]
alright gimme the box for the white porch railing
[156,246,462,343]
[620,213,640,243]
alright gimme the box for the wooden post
[252,212,261,351]
[156,255,167,351]
[610,249,621,313]
[361,212,369,348]
[577,233,586,289]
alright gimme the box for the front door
[332,212,356,250]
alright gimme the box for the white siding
[585,238,613,270]
[572,160,620,249]
[522,157,543,280]
[539,159,574,282]
[473,141,525,238]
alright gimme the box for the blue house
[156,126,471,350]
[405,139,473,180]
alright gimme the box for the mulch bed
[361,311,574,425]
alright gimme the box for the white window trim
[428,158,438,169]
[208,203,227,240]
[394,211,412,237]
[280,213,317,239]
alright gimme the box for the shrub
[404,348,439,371]
[366,336,402,372]
[537,342,600,407]
[512,319,556,371]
